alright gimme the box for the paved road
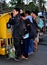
[39,33,47,45]
[0,33,47,65]
[0,45,47,65]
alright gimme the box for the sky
[6,0,32,3]
[6,0,10,3]
[6,0,47,4]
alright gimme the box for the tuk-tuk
[0,13,12,55]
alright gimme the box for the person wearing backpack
[31,11,41,51]
[31,11,44,32]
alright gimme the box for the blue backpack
[38,19,44,29]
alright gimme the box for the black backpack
[29,19,37,39]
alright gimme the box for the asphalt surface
[0,33,47,65]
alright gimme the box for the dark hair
[25,10,31,15]
[11,13,13,18]
[14,7,20,13]
[20,13,25,17]
[32,11,38,16]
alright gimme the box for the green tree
[28,2,35,11]
[37,0,45,11]
[16,2,25,9]
[42,4,45,11]
[10,0,17,7]
[2,1,9,10]
[35,5,39,13]
[10,0,24,7]
[33,0,36,4]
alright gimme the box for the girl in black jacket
[20,13,31,59]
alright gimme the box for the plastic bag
[8,46,15,58]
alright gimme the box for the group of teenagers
[7,7,44,61]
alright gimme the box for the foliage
[0,0,46,12]
[37,0,45,11]
[28,2,35,11]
